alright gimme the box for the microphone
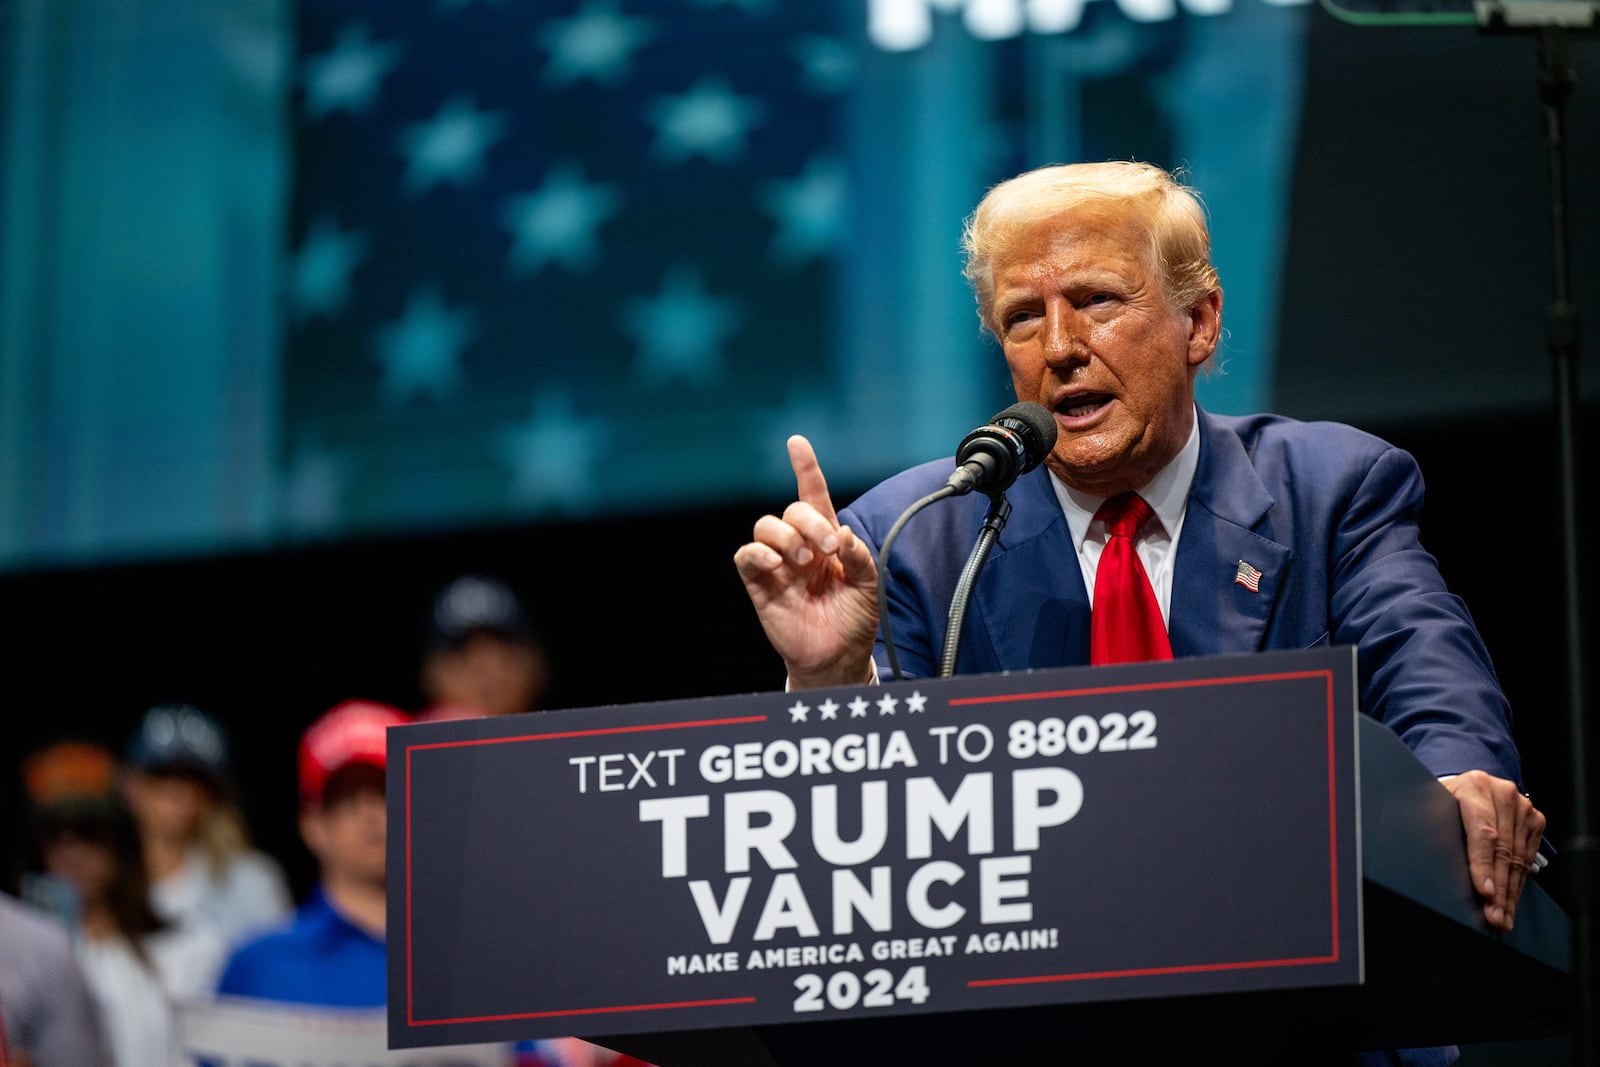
[946,402,1058,496]
[876,401,1057,681]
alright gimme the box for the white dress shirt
[1048,411,1201,625]
[838,411,1203,689]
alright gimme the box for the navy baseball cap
[125,703,230,784]
[426,574,537,648]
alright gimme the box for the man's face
[43,831,117,903]
[424,631,548,717]
[988,206,1219,497]
[301,769,387,889]
[124,771,213,840]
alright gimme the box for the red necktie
[1090,493,1174,665]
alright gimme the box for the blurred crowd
[1,574,641,1067]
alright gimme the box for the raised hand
[734,436,880,689]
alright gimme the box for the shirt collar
[1053,406,1201,548]
[308,883,385,947]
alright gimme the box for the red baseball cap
[298,700,411,804]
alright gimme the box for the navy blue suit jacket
[838,408,1520,785]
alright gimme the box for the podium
[387,648,1571,1064]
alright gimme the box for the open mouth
[1055,393,1112,420]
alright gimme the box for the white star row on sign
[788,690,930,723]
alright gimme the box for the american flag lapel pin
[1234,560,1263,592]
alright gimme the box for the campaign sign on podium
[389,647,1360,1050]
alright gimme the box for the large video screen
[0,0,1592,570]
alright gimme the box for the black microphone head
[952,401,1059,495]
[988,402,1057,475]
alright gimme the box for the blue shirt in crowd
[216,884,386,1007]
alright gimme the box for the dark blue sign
[389,647,1359,1048]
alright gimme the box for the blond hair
[961,161,1220,337]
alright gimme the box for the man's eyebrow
[991,293,1038,318]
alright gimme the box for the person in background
[411,578,645,1067]
[215,700,407,1006]
[21,740,226,1067]
[417,573,551,721]
[122,703,292,944]
[0,888,109,1067]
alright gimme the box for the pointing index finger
[788,435,839,527]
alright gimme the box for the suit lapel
[963,411,1293,669]
[1167,411,1292,658]
[971,466,1091,670]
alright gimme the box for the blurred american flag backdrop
[283,0,859,534]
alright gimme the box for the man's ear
[299,807,326,862]
[1186,288,1223,368]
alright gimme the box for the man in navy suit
[734,161,1545,947]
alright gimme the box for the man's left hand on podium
[1440,770,1546,933]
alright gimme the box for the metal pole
[1533,27,1597,1066]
